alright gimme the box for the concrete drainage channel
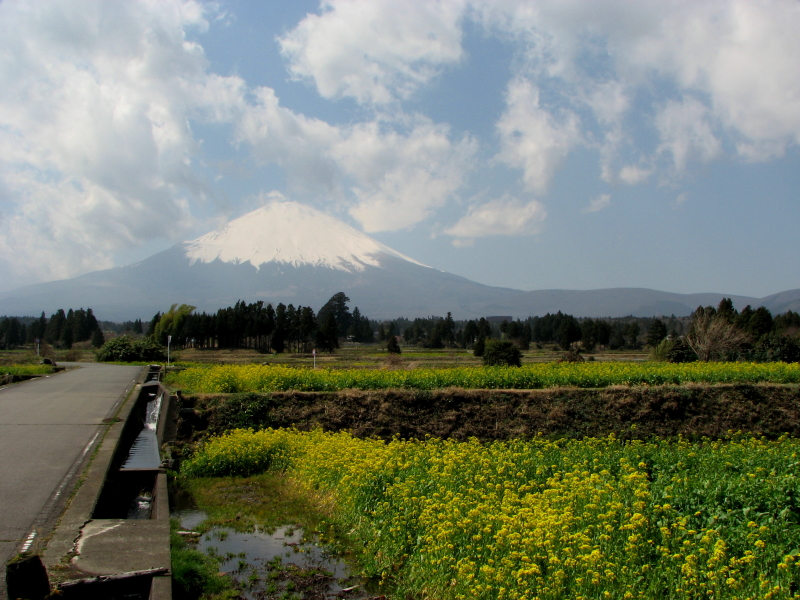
[11,365,178,599]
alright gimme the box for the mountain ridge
[0,201,796,321]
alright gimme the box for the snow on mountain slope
[184,201,428,272]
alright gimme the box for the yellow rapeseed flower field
[170,362,800,393]
[2,364,54,377]
[183,430,800,599]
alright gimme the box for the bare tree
[686,306,751,361]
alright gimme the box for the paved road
[0,362,142,595]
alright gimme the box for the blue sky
[1,0,799,299]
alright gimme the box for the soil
[175,383,800,443]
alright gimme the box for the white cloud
[278,0,467,105]
[0,0,482,293]
[583,193,611,214]
[444,196,546,239]
[618,165,651,185]
[0,0,225,289]
[625,1,800,160]
[236,104,477,232]
[479,0,800,176]
[336,118,476,232]
[3,0,800,292]
[655,97,721,172]
[234,86,342,198]
[495,79,581,193]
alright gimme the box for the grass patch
[180,472,337,535]
[170,519,237,600]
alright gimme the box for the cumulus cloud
[655,98,721,172]
[618,165,651,185]
[479,0,800,174]
[233,97,477,232]
[3,0,800,292]
[444,196,546,241]
[0,0,482,292]
[495,79,581,193]
[334,118,477,232]
[234,86,342,198]
[623,0,800,160]
[0,0,226,289]
[278,0,467,105]
[583,193,611,214]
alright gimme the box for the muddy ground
[175,383,800,442]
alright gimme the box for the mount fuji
[0,200,796,321]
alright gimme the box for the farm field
[167,361,800,393]
[181,428,800,600]
[175,345,649,368]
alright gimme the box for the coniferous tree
[28,312,47,344]
[318,292,352,339]
[646,319,668,347]
[473,335,486,357]
[91,328,105,349]
[596,321,612,349]
[747,307,774,340]
[442,312,456,347]
[147,312,161,337]
[462,320,478,348]
[0,318,22,349]
[426,321,444,349]
[61,309,75,348]
[624,322,640,349]
[717,298,737,322]
[386,334,401,354]
[273,303,288,353]
[45,309,66,344]
[556,316,582,350]
[316,311,339,353]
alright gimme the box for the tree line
[373,312,687,353]
[145,292,375,353]
[673,299,800,362]
[0,308,104,350]
[4,294,799,364]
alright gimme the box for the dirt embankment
[175,384,800,442]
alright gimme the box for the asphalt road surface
[0,362,142,596]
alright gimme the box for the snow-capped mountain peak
[183,201,427,272]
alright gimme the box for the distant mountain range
[1,201,798,322]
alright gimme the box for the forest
[3,293,799,362]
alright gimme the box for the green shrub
[482,340,522,367]
[170,519,232,599]
[212,393,279,431]
[751,333,800,363]
[654,337,698,363]
[96,336,167,362]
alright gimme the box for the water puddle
[172,490,380,599]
